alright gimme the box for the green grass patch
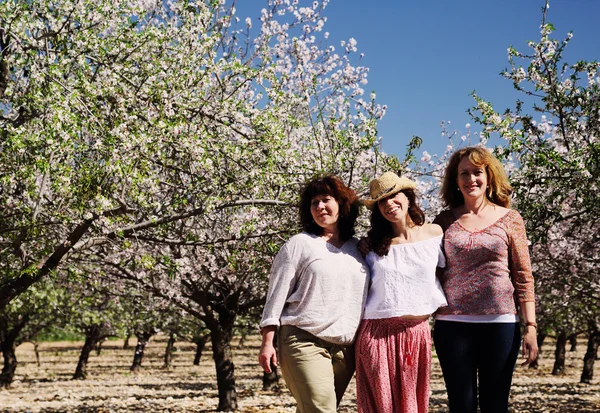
[36,326,85,342]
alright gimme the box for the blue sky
[237,0,599,159]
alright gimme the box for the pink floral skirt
[355,317,432,413]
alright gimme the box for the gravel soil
[1,335,599,412]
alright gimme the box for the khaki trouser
[278,325,355,413]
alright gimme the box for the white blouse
[260,233,369,345]
[363,235,447,320]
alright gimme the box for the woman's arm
[520,301,538,366]
[257,241,298,372]
[258,325,278,373]
[259,244,297,328]
[508,211,538,365]
[507,211,535,303]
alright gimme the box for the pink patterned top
[433,209,535,315]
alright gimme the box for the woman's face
[310,194,340,231]
[377,191,410,223]
[457,157,488,201]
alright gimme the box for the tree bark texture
[0,313,30,387]
[552,330,567,375]
[193,334,209,366]
[262,362,279,391]
[73,325,103,380]
[95,338,106,356]
[0,338,18,388]
[529,331,547,369]
[580,331,600,383]
[211,318,237,411]
[34,342,41,367]
[0,218,95,311]
[568,334,578,352]
[130,330,153,372]
[163,333,176,369]
[238,332,247,348]
[123,334,131,350]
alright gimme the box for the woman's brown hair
[367,189,425,256]
[299,175,360,242]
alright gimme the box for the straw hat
[363,172,416,210]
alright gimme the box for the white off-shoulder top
[363,235,447,320]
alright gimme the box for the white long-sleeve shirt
[260,233,369,345]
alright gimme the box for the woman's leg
[331,343,355,405]
[409,321,433,413]
[433,320,478,413]
[355,320,395,413]
[356,318,432,413]
[278,325,338,413]
[477,322,520,413]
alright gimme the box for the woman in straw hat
[355,171,447,413]
[433,146,537,413]
[258,175,369,413]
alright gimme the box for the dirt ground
[1,335,599,412]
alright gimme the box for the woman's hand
[357,236,371,257]
[521,326,538,366]
[258,342,278,373]
[258,326,278,373]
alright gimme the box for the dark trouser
[433,320,521,413]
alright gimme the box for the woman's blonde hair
[441,146,512,208]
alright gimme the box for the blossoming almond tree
[401,0,598,383]
[0,280,65,387]
[0,0,387,310]
[467,0,599,382]
[2,0,392,409]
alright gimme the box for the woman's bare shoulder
[413,223,444,241]
[423,223,443,237]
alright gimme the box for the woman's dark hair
[367,188,425,256]
[299,175,360,242]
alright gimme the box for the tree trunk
[73,325,103,380]
[95,337,106,356]
[0,314,30,387]
[238,332,247,348]
[34,342,41,367]
[580,330,600,383]
[529,331,547,369]
[163,333,176,369]
[569,334,578,352]
[193,334,209,366]
[130,330,153,372]
[0,337,18,388]
[552,330,567,375]
[123,334,131,349]
[262,361,279,391]
[211,319,237,411]
[0,218,95,311]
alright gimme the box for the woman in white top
[356,172,447,413]
[258,175,369,413]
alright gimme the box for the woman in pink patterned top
[433,146,538,413]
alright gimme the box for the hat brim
[363,185,403,210]
[363,177,417,210]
